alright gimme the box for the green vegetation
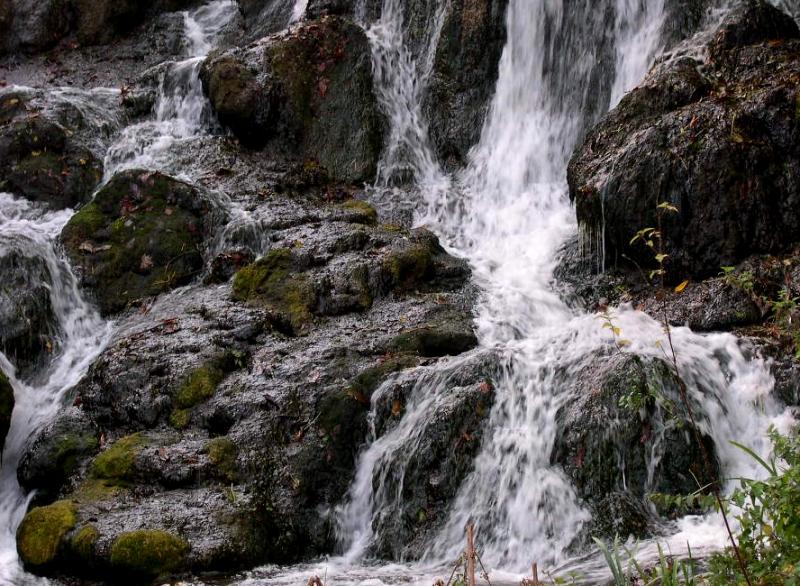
[70,525,100,559]
[16,500,77,566]
[383,244,434,290]
[340,199,378,225]
[109,530,189,578]
[205,437,239,483]
[90,433,145,484]
[232,248,315,334]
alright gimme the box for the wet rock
[201,16,385,183]
[18,408,98,503]
[0,243,58,374]
[552,353,718,539]
[424,0,508,166]
[365,354,497,559]
[0,369,13,455]
[61,170,212,315]
[569,0,800,281]
[0,92,103,210]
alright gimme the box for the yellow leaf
[674,280,689,293]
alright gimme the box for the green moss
[174,364,224,410]
[61,201,105,247]
[16,500,77,567]
[383,244,434,290]
[73,479,123,503]
[340,200,378,225]
[346,354,419,405]
[90,433,145,484]
[109,530,189,578]
[169,408,191,430]
[232,249,315,334]
[205,437,239,483]
[70,525,99,559]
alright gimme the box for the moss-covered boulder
[61,170,209,314]
[109,529,190,579]
[232,248,316,335]
[0,369,13,454]
[0,93,102,209]
[201,15,384,183]
[16,500,77,569]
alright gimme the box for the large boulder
[200,16,384,184]
[569,0,800,281]
[423,0,508,166]
[0,91,103,210]
[61,170,211,315]
[552,353,718,539]
[0,243,58,374]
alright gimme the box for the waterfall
[334,0,793,577]
[103,0,238,179]
[0,194,113,584]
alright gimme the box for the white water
[0,194,113,585]
[103,0,238,179]
[330,0,794,581]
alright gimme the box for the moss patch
[73,479,123,504]
[109,530,189,578]
[383,244,434,290]
[205,437,239,483]
[16,500,77,567]
[70,525,100,559]
[232,248,315,334]
[174,364,224,410]
[339,200,378,225]
[90,433,145,484]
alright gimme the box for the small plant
[707,428,800,585]
[720,266,756,294]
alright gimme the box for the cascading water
[103,0,238,178]
[333,0,794,580]
[0,194,113,585]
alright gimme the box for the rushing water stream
[0,0,797,585]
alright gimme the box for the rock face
[0,0,196,54]
[61,170,212,315]
[0,369,13,455]
[423,0,508,166]
[17,155,479,578]
[201,16,384,184]
[0,244,58,374]
[0,91,103,210]
[569,0,800,281]
[552,353,718,539]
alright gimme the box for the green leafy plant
[707,428,800,586]
[720,266,756,294]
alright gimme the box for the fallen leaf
[674,280,689,293]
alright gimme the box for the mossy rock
[90,433,146,485]
[109,530,190,579]
[383,243,435,291]
[205,437,239,483]
[338,199,378,225]
[70,525,100,559]
[0,369,13,453]
[232,248,316,335]
[16,500,77,567]
[61,169,207,314]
